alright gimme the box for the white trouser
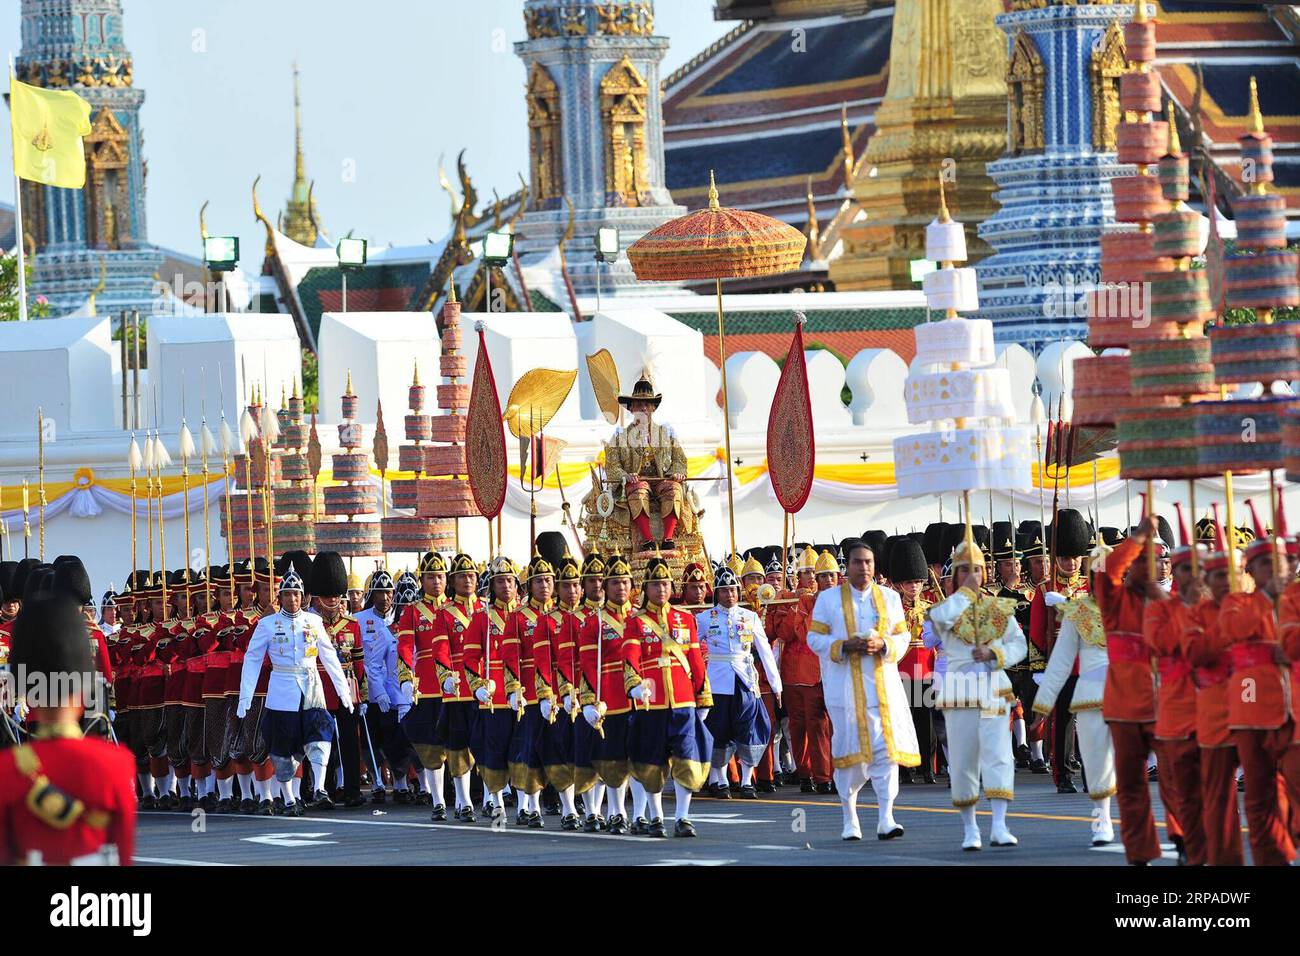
[944,706,1014,807]
[828,704,899,803]
[1076,708,1117,800]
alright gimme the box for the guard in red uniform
[463,556,521,817]
[622,555,714,837]
[1093,516,1163,865]
[396,551,450,819]
[0,595,137,865]
[1143,507,1208,866]
[772,548,836,793]
[503,552,557,827]
[1216,500,1296,865]
[198,567,239,811]
[545,548,584,829]
[313,552,366,809]
[577,554,635,833]
[428,553,483,821]
[890,537,935,785]
[1028,509,1091,793]
[1181,513,1244,866]
[229,560,278,814]
[570,553,607,829]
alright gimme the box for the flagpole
[8,58,31,324]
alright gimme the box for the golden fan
[585,349,621,425]
[504,367,577,439]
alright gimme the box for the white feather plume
[154,433,172,469]
[178,422,196,461]
[128,435,143,472]
[260,404,280,443]
[220,418,235,455]
[239,408,258,445]
[200,423,215,458]
[141,434,155,471]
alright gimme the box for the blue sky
[2,1,730,261]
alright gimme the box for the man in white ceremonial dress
[807,539,919,841]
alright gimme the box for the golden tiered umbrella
[627,171,807,553]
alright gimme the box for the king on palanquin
[603,374,689,552]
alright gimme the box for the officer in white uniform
[238,563,353,812]
[696,566,782,798]
[354,570,405,801]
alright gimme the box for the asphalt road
[131,769,1188,866]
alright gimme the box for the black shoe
[139,793,156,811]
[503,790,518,808]
[455,806,477,823]
[215,797,234,814]
[674,818,697,838]
[416,790,433,806]
[516,809,530,827]
[306,790,334,810]
[639,538,656,553]
[283,800,304,818]
[164,793,181,810]
[1014,744,1030,769]
[1067,756,1081,772]
[1172,835,1187,867]
[1056,779,1078,794]
[394,789,412,805]
[528,811,545,829]
[484,800,497,818]
[647,817,668,838]
[1029,758,1048,775]
[728,781,742,795]
[900,767,914,784]
[800,779,816,794]
[344,795,366,808]
[273,795,285,813]
[239,797,256,814]
[257,799,275,816]
[1147,765,1158,781]
[739,784,758,799]
[583,813,603,833]
[561,813,581,831]
[430,803,447,822]
[815,782,834,795]
[178,794,194,811]
[922,768,936,785]
[878,825,905,840]
[660,538,675,551]
[371,789,386,804]
[756,780,776,794]
[710,782,730,800]
[203,793,219,812]
[605,814,628,835]
[631,816,650,836]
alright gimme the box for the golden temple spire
[345,369,354,396]
[282,61,321,245]
[1247,75,1264,137]
[840,103,855,185]
[937,171,951,224]
[1165,101,1181,154]
[708,169,720,211]
[447,280,458,304]
[412,360,420,387]
[1133,0,1148,23]
[804,177,822,260]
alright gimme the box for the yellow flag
[9,77,93,189]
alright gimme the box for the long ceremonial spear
[219,412,236,598]
[261,392,279,574]
[128,433,142,575]
[200,403,215,613]
[21,479,30,559]
[37,406,46,559]
[179,377,195,585]
[143,427,155,575]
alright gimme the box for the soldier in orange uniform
[1143,507,1208,866]
[1092,515,1164,865]
[1215,500,1296,865]
[622,555,714,837]
[396,551,450,819]
[1180,513,1244,866]
[464,556,521,818]
[0,596,137,864]
[771,548,836,794]
[577,554,636,834]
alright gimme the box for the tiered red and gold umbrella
[628,171,807,553]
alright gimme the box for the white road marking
[242,832,338,847]
[746,844,798,850]
[680,813,761,825]
[644,858,737,866]
[132,856,242,866]
[1090,842,1179,861]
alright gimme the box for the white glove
[397,704,410,720]
[375,692,391,714]
[108,709,116,722]
[629,682,652,704]
[442,676,458,696]
[1031,673,1044,687]
[697,708,710,722]
[540,698,552,721]
[475,686,491,705]
[508,691,521,713]
[562,693,574,715]
[399,681,414,704]
[344,700,355,714]
[236,702,249,719]
[359,702,368,717]
[582,704,601,727]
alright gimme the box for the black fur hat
[1050,509,1091,558]
[922,523,948,565]
[11,596,93,704]
[887,537,929,584]
[310,551,349,597]
[52,556,93,605]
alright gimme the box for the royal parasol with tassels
[627,170,806,554]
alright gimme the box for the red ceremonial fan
[766,313,815,513]
[466,323,507,520]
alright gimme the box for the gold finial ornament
[1165,101,1182,154]
[1247,75,1264,137]
[412,360,420,387]
[707,169,720,211]
[937,171,951,224]
[1133,0,1148,23]
[447,280,458,305]
[840,103,855,184]
[345,370,354,396]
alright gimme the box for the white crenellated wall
[724,351,780,433]
[1037,340,1093,420]
[317,312,440,426]
[846,348,909,426]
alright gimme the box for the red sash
[1107,631,1147,664]
[1229,641,1279,671]
[1156,656,1192,684]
